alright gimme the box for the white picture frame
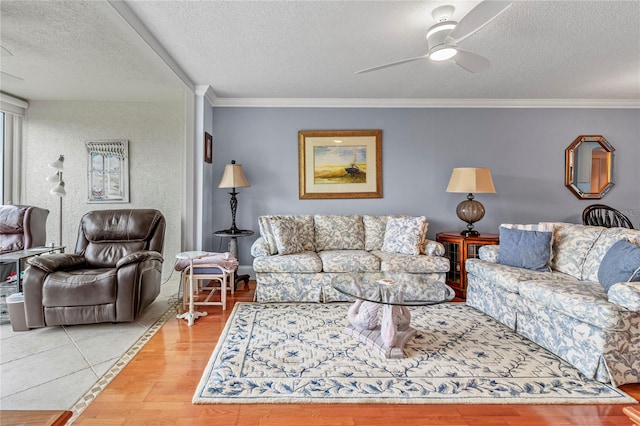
[86,139,130,203]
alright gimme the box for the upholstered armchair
[0,205,49,254]
[22,209,165,327]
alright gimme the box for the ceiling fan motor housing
[426,21,456,51]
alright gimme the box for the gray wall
[24,100,185,278]
[209,107,640,266]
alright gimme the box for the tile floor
[0,275,181,411]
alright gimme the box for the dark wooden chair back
[582,204,634,229]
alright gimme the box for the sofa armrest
[251,236,271,257]
[608,281,640,311]
[423,239,445,256]
[116,250,164,269]
[26,253,87,273]
[478,245,499,263]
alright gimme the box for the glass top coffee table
[332,272,455,359]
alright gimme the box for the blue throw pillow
[497,227,552,272]
[598,240,640,292]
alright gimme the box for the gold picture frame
[298,130,382,199]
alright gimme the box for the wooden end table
[436,231,499,299]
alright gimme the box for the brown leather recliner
[22,209,165,327]
[0,205,49,254]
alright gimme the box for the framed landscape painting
[298,130,382,199]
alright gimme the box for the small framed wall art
[298,129,382,199]
[204,132,213,163]
[86,139,130,203]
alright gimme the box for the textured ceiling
[1,1,639,105]
[0,1,185,102]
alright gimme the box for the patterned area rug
[193,303,635,404]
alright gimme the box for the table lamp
[446,167,496,237]
[218,160,250,233]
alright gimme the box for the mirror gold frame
[565,135,615,199]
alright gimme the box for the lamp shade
[218,160,250,189]
[48,155,65,171]
[50,181,66,197]
[446,168,496,194]
[46,171,62,182]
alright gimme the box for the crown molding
[195,85,217,107]
[211,98,640,109]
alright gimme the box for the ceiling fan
[1,45,24,82]
[356,0,512,75]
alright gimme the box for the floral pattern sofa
[251,214,450,303]
[466,222,640,386]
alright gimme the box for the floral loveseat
[251,214,450,302]
[466,222,640,386]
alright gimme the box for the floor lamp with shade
[47,155,65,246]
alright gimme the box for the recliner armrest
[116,250,163,269]
[26,253,87,273]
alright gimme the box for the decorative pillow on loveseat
[314,215,364,251]
[363,215,388,251]
[381,216,427,256]
[270,218,304,255]
[598,239,640,292]
[497,226,553,272]
[258,215,315,255]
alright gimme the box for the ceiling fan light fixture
[426,21,456,40]
[430,45,458,61]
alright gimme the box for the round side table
[214,229,254,288]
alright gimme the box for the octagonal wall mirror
[565,135,615,199]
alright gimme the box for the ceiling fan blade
[452,49,491,73]
[1,46,14,57]
[1,70,24,81]
[355,55,428,74]
[446,1,512,45]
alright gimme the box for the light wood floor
[75,281,640,425]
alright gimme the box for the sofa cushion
[270,218,304,255]
[258,215,315,255]
[598,239,640,292]
[318,250,380,272]
[497,227,552,272]
[582,227,640,282]
[466,258,570,293]
[381,216,427,255]
[363,215,388,251]
[314,215,364,251]
[550,223,604,280]
[372,250,449,274]
[252,251,322,273]
[518,279,631,331]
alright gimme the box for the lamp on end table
[446,167,496,237]
[217,160,253,289]
[218,160,250,234]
